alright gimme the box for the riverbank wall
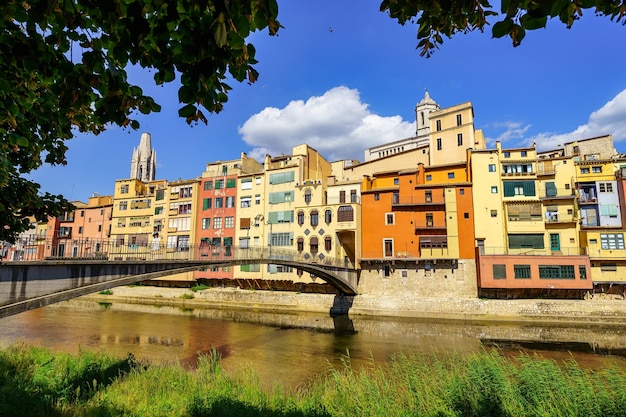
[82,286,626,325]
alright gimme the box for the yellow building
[429,101,486,166]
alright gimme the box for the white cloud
[238,86,416,162]
[489,88,626,151]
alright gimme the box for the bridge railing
[1,238,355,269]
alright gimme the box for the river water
[2,299,626,390]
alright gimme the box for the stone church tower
[415,90,440,144]
[130,132,157,181]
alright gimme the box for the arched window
[325,209,332,224]
[297,211,305,225]
[310,237,318,254]
[310,210,319,227]
[325,236,332,251]
[297,237,304,252]
[337,206,354,222]
[304,189,312,203]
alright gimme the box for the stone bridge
[0,246,358,318]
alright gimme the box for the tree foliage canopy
[1,0,624,242]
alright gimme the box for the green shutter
[226,178,236,188]
[268,212,279,224]
[203,198,209,210]
[241,264,250,272]
[523,181,536,196]
[545,182,557,197]
[503,182,515,197]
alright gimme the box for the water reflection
[1,299,626,389]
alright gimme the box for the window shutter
[523,181,536,196]
[546,182,557,197]
[503,182,515,197]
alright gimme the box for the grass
[190,284,210,292]
[181,293,195,300]
[98,289,113,295]
[2,345,626,417]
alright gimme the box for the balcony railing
[479,247,585,256]
[393,197,445,206]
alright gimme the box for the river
[2,299,626,390]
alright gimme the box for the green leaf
[178,103,196,118]
[521,14,548,30]
[492,19,514,38]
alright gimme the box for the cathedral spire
[130,132,157,181]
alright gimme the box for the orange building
[359,160,478,297]
[44,195,113,258]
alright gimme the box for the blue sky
[29,0,626,202]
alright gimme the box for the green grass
[98,289,113,295]
[181,292,195,299]
[190,284,210,292]
[2,345,626,417]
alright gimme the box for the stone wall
[357,259,477,298]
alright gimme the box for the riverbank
[4,344,626,417]
[82,285,626,325]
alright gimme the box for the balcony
[414,223,447,232]
[544,215,577,225]
[392,196,445,207]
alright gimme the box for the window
[204,181,213,190]
[514,265,531,279]
[325,236,332,251]
[491,186,498,193]
[119,201,128,210]
[156,190,164,201]
[489,164,496,172]
[436,120,441,131]
[203,198,212,210]
[241,178,252,190]
[493,264,506,279]
[384,239,394,257]
[426,213,433,227]
[459,189,465,195]
[214,179,223,189]
[310,237,319,253]
[580,167,590,174]
[394,178,399,185]
[215,197,223,208]
[120,185,129,194]
[600,204,619,217]
[78,226,83,234]
[600,233,625,249]
[456,114,462,126]
[448,172,455,179]
[579,265,587,280]
[464,212,470,219]
[255,194,261,205]
[426,175,432,181]
[457,133,463,146]
[297,211,304,225]
[339,190,346,203]
[178,203,192,214]
[325,209,332,224]
[425,191,432,202]
[386,213,395,225]
[310,210,319,226]
[599,182,614,193]
[393,192,399,204]
[508,234,544,249]
[374,193,380,201]
[507,204,542,221]
[539,265,575,279]
[503,181,536,197]
[304,190,312,203]
[269,171,295,184]
[521,151,527,157]
[213,217,222,229]
[226,178,236,188]
[224,217,234,228]
[592,166,602,173]
[226,196,234,208]
[491,210,498,218]
[240,196,252,208]
[350,189,357,203]
[338,206,354,222]
[419,236,447,249]
[268,191,294,204]
[297,238,304,252]
[504,151,511,158]
[202,218,211,229]
[436,138,442,150]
